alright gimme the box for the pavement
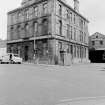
[0,63,105,105]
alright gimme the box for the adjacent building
[89,32,105,50]
[7,0,89,65]
[89,32,105,62]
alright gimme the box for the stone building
[89,32,105,62]
[7,0,89,65]
[89,32,105,50]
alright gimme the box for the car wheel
[13,61,15,64]
[1,62,4,64]
[18,62,21,64]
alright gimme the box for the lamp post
[33,32,36,63]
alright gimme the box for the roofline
[58,0,89,23]
[7,0,89,23]
[7,0,47,14]
[91,32,105,36]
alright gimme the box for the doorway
[60,51,64,65]
[24,46,29,61]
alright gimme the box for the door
[24,46,29,61]
[60,51,64,65]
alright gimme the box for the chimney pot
[74,0,79,12]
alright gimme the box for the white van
[0,53,22,64]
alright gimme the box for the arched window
[17,25,21,38]
[25,23,29,37]
[42,19,48,35]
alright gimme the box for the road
[0,63,105,105]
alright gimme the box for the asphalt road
[0,63,105,105]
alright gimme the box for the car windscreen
[14,54,19,57]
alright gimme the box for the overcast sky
[0,0,104,39]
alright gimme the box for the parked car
[0,53,22,64]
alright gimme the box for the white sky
[0,0,104,39]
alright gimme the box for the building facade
[89,32,105,50]
[7,0,89,65]
[89,32,105,62]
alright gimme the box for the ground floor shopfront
[7,38,89,65]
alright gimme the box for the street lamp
[33,30,36,63]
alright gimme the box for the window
[67,45,70,53]
[59,42,62,50]
[82,32,83,42]
[80,31,83,42]
[12,14,16,23]
[70,12,72,22]
[84,48,86,58]
[74,28,76,40]
[92,41,95,45]
[77,46,79,58]
[70,45,73,55]
[74,14,76,24]
[42,19,48,35]
[58,20,62,35]
[25,9,29,19]
[100,41,103,45]
[70,26,73,39]
[34,7,38,17]
[79,19,83,29]
[74,45,76,57]
[18,12,21,19]
[34,22,38,33]
[26,24,29,31]
[96,35,98,38]
[17,25,21,34]
[25,23,29,34]
[84,33,86,43]
[58,4,62,16]
[67,24,70,38]
[43,3,47,15]
[11,26,14,36]
[66,9,69,19]
[29,8,33,19]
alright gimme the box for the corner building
[7,0,89,65]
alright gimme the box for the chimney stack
[74,0,79,12]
